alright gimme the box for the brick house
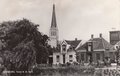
[76,34,112,63]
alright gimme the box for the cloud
[0,0,119,41]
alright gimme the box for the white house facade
[53,40,81,64]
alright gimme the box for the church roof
[51,4,57,28]
[77,37,112,51]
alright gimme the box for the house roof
[65,40,81,48]
[53,40,82,53]
[77,37,112,51]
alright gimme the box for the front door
[48,57,53,65]
[63,54,65,64]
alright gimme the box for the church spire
[51,4,57,28]
[49,4,59,48]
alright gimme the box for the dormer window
[88,46,91,52]
[62,44,66,52]
[87,42,93,52]
[69,46,73,50]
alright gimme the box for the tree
[0,19,49,76]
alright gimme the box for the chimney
[75,38,77,41]
[99,33,102,38]
[91,34,94,39]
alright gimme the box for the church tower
[49,4,59,48]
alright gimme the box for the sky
[0,0,119,42]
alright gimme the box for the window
[69,46,73,50]
[88,42,92,52]
[62,45,66,52]
[81,53,84,61]
[53,32,56,36]
[96,53,100,60]
[56,55,60,62]
[69,55,73,58]
[69,55,73,62]
[69,60,73,62]
[88,46,91,52]
[51,32,56,36]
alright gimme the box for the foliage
[0,19,50,76]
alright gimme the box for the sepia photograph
[0,0,119,76]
